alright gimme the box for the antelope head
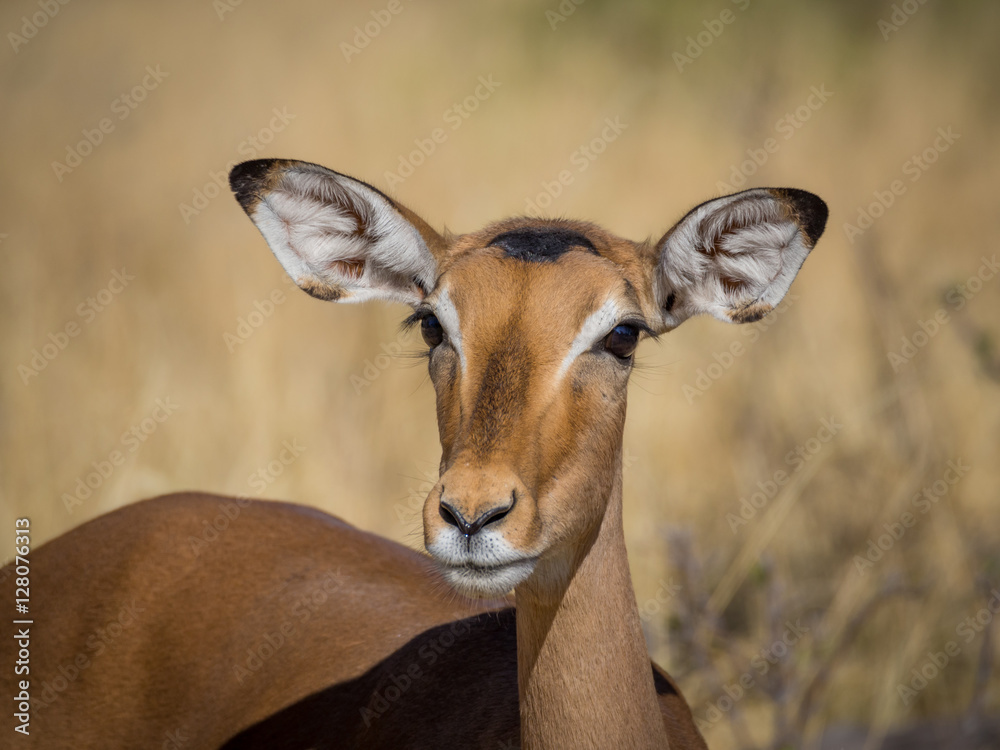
[230,159,827,601]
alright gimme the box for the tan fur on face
[422,223,651,590]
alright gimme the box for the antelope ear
[653,188,827,330]
[229,159,446,306]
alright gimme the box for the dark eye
[604,324,640,360]
[421,315,444,347]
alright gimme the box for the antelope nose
[439,494,515,538]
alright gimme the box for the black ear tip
[229,159,283,211]
[772,188,828,246]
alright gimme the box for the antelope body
[1,158,826,749]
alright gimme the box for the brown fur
[1,160,829,749]
[0,494,704,749]
[297,275,345,301]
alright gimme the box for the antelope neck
[514,464,669,748]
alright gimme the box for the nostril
[468,491,516,536]
[475,505,509,531]
[439,501,463,529]
[439,492,517,538]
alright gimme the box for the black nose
[439,495,515,538]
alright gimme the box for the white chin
[441,559,537,598]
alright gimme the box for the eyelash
[401,309,434,332]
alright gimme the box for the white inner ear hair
[257,165,436,301]
[660,190,807,323]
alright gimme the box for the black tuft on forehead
[488,227,598,262]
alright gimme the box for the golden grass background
[1,0,998,746]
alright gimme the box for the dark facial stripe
[467,339,532,458]
[488,228,597,263]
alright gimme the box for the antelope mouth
[438,556,538,598]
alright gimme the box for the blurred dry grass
[1,0,998,747]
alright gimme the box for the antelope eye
[604,324,640,360]
[421,315,444,347]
